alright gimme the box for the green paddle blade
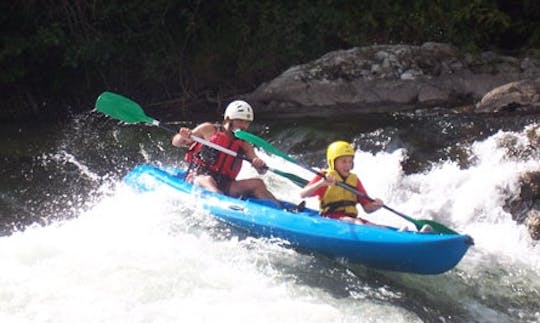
[271,169,309,187]
[383,205,459,234]
[234,130,298,164]
[95,92,156,125]
[418,220,459,235]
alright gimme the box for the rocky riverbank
[244,42,540,117]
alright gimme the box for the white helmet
[224,100,254,121]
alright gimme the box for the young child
[300,141,384,224]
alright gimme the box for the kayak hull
[124,164,473,275]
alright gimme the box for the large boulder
[244,42,540,116]
[475,78,540,113]
[527,210,540,240]
[504,171,540,241]
[502,125,540,240]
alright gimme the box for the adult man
[172,100,281,206]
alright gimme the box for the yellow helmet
[326,141,355,170]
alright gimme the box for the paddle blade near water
[421,220,460,235]
[271,169,309,187]
[386,205,459,235]
[95,92,156,125]
[234,130,299,164]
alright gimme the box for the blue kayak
[124,164,473,275]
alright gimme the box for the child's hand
[371,198,384,210]
[363,198,384,213]
[323,174,336,186]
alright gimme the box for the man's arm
[172,122,216,147]
[242,142,267,173]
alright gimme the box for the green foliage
[1,0,539,120]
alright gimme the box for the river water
[1,109,539,322]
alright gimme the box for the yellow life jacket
[320,169,359,216]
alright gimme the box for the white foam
[2,125,539,322]
[0,184,419,322]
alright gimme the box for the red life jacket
[185,128,244,180]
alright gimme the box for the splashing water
[0,183,425,323]
[1,114,539,322]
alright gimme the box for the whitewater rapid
[1,125,539,322]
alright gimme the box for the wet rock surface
[244,42,540,117]
[503,125,540,240]
[475,78,540,113]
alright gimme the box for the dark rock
[527,210,540,240]
[499,125,540,240]
[526,124,540,149]
[244,43,540,116]
[475,78,540,113]
[504,172,539,223]
[507,171,540,240]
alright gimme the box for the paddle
[94,92,307,187]
[235,130,459,235]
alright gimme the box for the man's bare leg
[192,175,221,193]
[229,178,281,207]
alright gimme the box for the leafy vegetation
[1,0,539,120]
